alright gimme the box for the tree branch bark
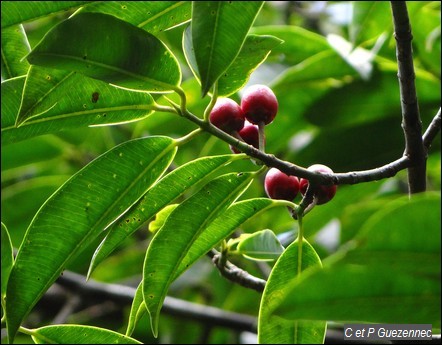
[55,270,257,333]
[391,1,427,194]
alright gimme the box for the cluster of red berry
[209,84,336,206]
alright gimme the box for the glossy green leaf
[1,25,31,79]
[88,154,240,277]
[148,204,178,233]
[17,64,154,125]
[27,12,181,93]
[237,229,284,261]
[191,1,264,95]
[173,198,291,279]
[126,282,147,337]
[215,34,283,97]
[6,136,177,342]
[184,29,283,97]
[143,171,256,337]
[272,193,441,327]
[1,1,89,28]
[258,239,326,344]
[30,325,141,344]
[1,223,14,300]
[82,1,191,34]
[3,68,156,144]
[1,76,25,145]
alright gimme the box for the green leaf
[191,1,264,95]
[258,239,326,344]
[1,25,31,79]
[3,68,156,144]
[1,1,89,28]
[5,136,177,342]
[27,12,181,93]
[126,282,147,337]
[303,69,440,128]
[30,325,141,344]
[349,2,392,46]
[250,25,330,65]
[1,223,14,301]
[1,76,25,144]
[184,29,283,97]
[143,171,256,337]
[174,198,290,280]
[237,229,284,261]
[215,34,283,97]
[148,204,179,233]
[272,193,441,328]
[82,1,191,34]
[273,50,358,87]
[410,2,441,77]
[88,154,240,277]
[15,65,155,127]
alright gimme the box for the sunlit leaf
[5,136,177,342]
[143,171,256,337]
[27,12,181,93]
[126,282,147,337]
[237,229,284,261]
[13,66,155,133]
[31,325,141,344]
[88,154,241,277]
[191,1,264,95]
[174,198,291,279]
[1,1,89,28]
[1,76,25,145]
[184,28,283,97]
[258,238,326,344]
[1,223,14,301]
[1,25,30,79]
[148,204,178,233]
[82,1,191,34]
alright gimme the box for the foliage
[1,1,440,344]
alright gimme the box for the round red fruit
[209,98,245,133]
[299,164,337,205]
[264,168,299,201]
[241,84,278,125]
[230,121,261,153]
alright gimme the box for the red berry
[241,84,278,125]
[230,121,261,153]
[264,168,299,201]
[299,164,337,205]
[209,98,245,133]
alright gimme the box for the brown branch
[209,250,266,293]
[423,108,441,150]
[55,270,257,333]
[391,1,427,194]
[183,107,442,187]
